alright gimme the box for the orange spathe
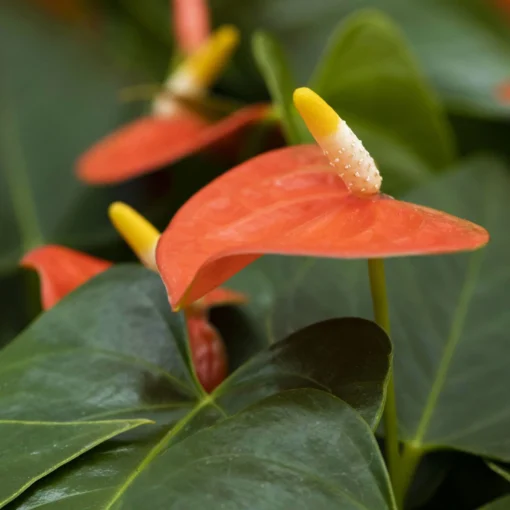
[156,145,489,309]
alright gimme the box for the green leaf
[252,32,311,145]
[487,462,510,483]
[101,390,396,509]
[0,1,143,277]
[11,391,396,510]
[225,155,510,460]
[1,265,390,507]
[0,419,150,508]
[311,11,455,194]
[478,496,510,510]
[210,0,510,117]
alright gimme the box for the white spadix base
[322,119,382,196]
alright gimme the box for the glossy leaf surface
[107,390,397,510]
[221,156,510,460]
[78,105,267,184]
[2,266,390,507]
[20,245,246,393]
[0,419,150,508]
[156,145,488,308]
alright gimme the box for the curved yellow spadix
[108,202,160,270]
[293,87,382,196]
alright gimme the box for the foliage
[2,0,510,508]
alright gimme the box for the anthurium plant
[2,0,510,509]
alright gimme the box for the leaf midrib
[103,395,218,509]
[410,232,487,448]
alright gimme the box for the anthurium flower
[21,246,112,310]
[156,88,489,310]
[172,0,210,55]
[21,204,246,393]
[77,6,268,184]
[496,81,510,103]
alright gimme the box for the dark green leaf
[1,265,390,507]
[225,155,510,460]
[487,462,510,483]
[107,390,396,510]
[0,419,150,508]
[478,496,510,510]
[406,452,455,509]
[10,391,396,510]
[252,32,311,145]
[0,270,37,349]
[0,1,144,277]
[311,11,455,194]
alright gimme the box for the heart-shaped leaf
[0,419,150,508]
[96,390,397,510]
[220,155,510,461]
[0,265,391,506]
[156,145,487,309]
[10,391,396,510]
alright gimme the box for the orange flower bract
[21,245,246,393]
[156,144,489,310]
[77,105,267,184]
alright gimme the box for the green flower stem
[367,258,400,504]
[396,443,424,508]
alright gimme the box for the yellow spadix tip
[108,202,160,270]
[182,24,239,89]
[293,87,340,139]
